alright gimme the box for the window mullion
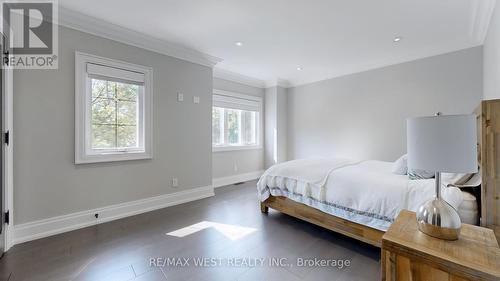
[241,111,246,145]
[224,109,228,145]
[240,111,243,145]
[219,108,226,145]
[255,112,259,145]
[114,82,118,148]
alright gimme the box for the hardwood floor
[0,181,380,281]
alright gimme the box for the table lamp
[407,113,477,240]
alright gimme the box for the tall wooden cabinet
[476,99,500,240]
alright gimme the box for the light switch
[193,96,200,104]
[177,93,184,102]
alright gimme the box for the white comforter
[257,159,464,230]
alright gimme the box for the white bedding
[257,158,472,231]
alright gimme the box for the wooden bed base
[260,195,384,247]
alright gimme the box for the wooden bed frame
[260,99,500,247]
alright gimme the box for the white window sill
[212,145,263,152]
[75,151,152,164]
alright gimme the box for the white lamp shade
[407,114,478,173]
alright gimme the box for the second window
[212,90,262,151]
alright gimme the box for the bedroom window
[212,90,262,152]
[75,52,153,164]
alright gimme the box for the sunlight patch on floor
[166,221,257,241]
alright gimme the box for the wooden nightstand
[381,210,500,281]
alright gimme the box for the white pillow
[442,172,473,185]
[392,154,408,175]
[408,168,435,180]
[444,167,480,187]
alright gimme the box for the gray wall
[14,26,213,224]
[212,78,265,178]
[276,86,288,164]
[484,3,500,100]
[264,87,277,168]
[287,47,483,162]
[264,85,288,168]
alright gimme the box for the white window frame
[212,89,263,152]
[75,52,153,164]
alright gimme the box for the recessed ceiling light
[296,67,303,71]
[393,36,402,43]
[234,41,243,46]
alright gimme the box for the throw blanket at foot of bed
[257,158,464,231]
[257,158,357,202]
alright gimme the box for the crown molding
[58,7,222,68]
[470,0,497,44]
[265,78,292,89]
[213,68,266,88]
[276,78,292,88]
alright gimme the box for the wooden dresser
[381,210,500,281]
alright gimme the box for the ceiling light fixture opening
[235,41,243,46]
[393,36,402,43]
[296,67,303,71]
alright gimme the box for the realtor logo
[1,0,58,69]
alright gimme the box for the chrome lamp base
[415,172,461,240]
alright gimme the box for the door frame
[0,16,14,252]
[3,62,13,251]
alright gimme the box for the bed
[258,100,500,247]
[257,159,478,246]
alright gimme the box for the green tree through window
[212,107,259,147]
[226,109,240,144]
[91,79,139,149]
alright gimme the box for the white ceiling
[59,0,495,87]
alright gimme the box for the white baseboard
[212,170,263,188]
[13,185,214,245]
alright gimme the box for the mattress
[257,159,478,231]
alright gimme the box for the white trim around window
[75,52,153,164]
[212,89,263,152]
